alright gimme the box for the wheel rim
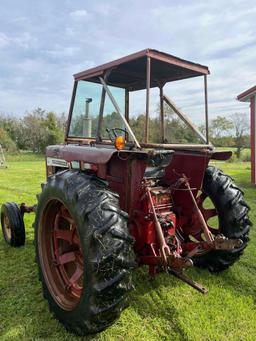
[182,191,219,249]
[3,215,11,241]
[38,199,84,311]
[196,191,219,238]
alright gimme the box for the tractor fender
[210,151,232,161]
[46,144,149,165]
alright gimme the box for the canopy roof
[74,48,209,91]
[237,85,256,102]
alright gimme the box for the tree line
[0,108,65,153]
[0,106,250,158]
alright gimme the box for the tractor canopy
[66,48,211,150]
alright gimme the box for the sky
[0,0,255,124]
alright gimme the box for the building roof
[73,48,209,91]
[237,85,256,102]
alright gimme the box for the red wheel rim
[196,191,219,238]
[182,191,219,245]
[38,199,83,311]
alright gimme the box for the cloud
[0,33,10,48]
[0,0,255,122]
[70,9,88,19]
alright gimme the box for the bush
[241,150,251,162]
[0,128,17,152]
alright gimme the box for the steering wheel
[106,128,127,142]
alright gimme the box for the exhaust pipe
[83,98,92,137]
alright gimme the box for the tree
[209,116,233,138]
[44,112,64,146]
[0,127,17,151]
[22,108,64,153]
[208,116,233,146]
[230,113,249,158]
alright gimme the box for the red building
[237,86,256,185]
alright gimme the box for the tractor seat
[144,166,165,179]
[144,150,174,179]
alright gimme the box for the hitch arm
[146,186,171,264]
[182,175,214,244]
[169,269,208,294]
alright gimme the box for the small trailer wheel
[1,202,25,246]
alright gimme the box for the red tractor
[1,49,251,335]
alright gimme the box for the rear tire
[1,202,25,246]
[35,170,136,335]
[193,166,251,272]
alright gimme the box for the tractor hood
[46,144,150,165]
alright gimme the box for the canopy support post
[145,56,151,143]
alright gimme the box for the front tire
[35,170,135,335]
[1,202,25,247]
[193,166,251,272]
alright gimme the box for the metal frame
[204,75,209,144]
[65,81,78,141]
[99,77,141,149]
[163,94,207,144]
[96,86,106,142]
[66,49,210,147]
[159,85,165,142]
[74,48,209,84]
[144,56,151,143]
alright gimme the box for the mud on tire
[35,170,136,335]
[193,166,251,272]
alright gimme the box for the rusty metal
[125,88,129,141]
[146,185,171,265]
[74,49,209,84]
[65,137,213,151]
[99,77,141,149]
[159,85,165,142]
[134,143,212,150]
[169,269,208,294]
[65,80,78,141]
[237,85,256,101]
[163,94,207,143]
[211,151,232,160]
[204,75,209,144]
[167,255,193,269]
[96,86,106,142]
[182,175,214,243]
[20,203,36,217]
[38,201,83,310]
[46,144,148,164]
[125,88,129,121]
[211,234,243,250]
[145,56,151,143]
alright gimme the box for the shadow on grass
[130,268,188,340]
[1,246,256,341]
[0,250,188,341]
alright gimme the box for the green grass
[0,158,256,340]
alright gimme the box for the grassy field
[0,155,256,341]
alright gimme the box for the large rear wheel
[187,166,251,272]
[35,170,135,335]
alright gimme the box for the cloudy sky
[0,0,255,124]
